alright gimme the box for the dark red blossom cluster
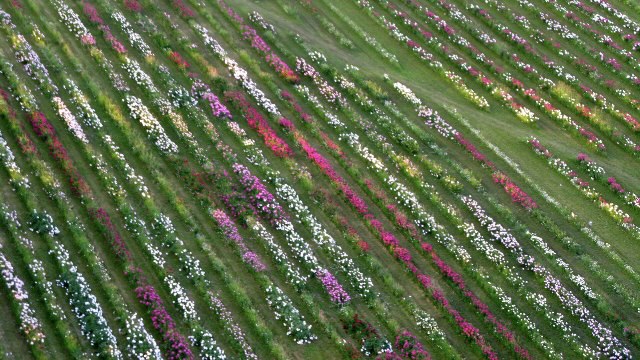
[89,208,132,262]
[342,313,390,357]
[28,112,92,197]
[225,91,292,157]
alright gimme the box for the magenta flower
[316,269,350,304]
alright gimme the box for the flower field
[0,0,638,358]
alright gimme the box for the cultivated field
[0,0,639,359]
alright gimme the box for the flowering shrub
[169,51,190,69]
[445,71,490,109]
[209,293,257,360]
[281,90,313,123]
[28,112,92,197]
[124,312,163,360]
[173,0,195,18]
[296,136,368,214]
[575,153,640,209]
[90,207,132,262]
[463,194,630,357]
[52,97,88,143]
[83,2,128,54]
[296,57,345,105]
[112,11,152,57]
[195,24,280,115]
[531,139,638,230]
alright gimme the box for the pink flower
[81,34,96,46]
[316,269,351,304]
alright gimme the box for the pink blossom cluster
[492,172,538,210]
[428,248,530,359]
[316,269,351,304]
[90,207,132,262]
[622,113,640,132]
[297,136,368,214]
[578,128,606,151]
[242,251,266,272]
[453,133,495,169]
[123,0,142,12]
[295,57,346,106]
[203,92,232,118]
[190,80,231,118]
[431,286,497,359]
[393,330,430,360]
[607,177,625,194]
[232,163,288,224]
[212,209,266,271]
[278,117,294,130]
[529,137,553,158]
[82,2,127,54]
[135,285,193,360]
[281,90,313,123]
[172,0,194,18]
